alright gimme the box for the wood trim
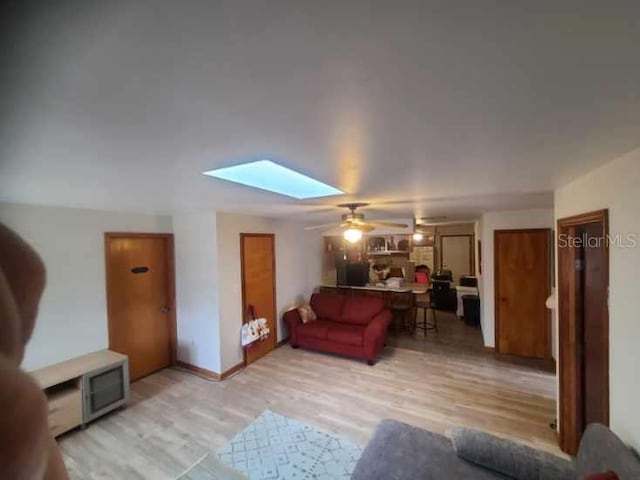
[220,362,245,380]
[557,209,609,454]
[556,209,609,228]
[104,232,177,366]
[175,361,219,380]
[240,233,278,366]
[439,234,475,276]
[558,223,580,453]
[104,232,174,239]
[494,229,552,359]
[176,361,246,381]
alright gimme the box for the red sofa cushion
[586,472,619,480]
[327,324,366,346]
[297,320,333,340]
[310,293,345,321]
[341,296,385,325]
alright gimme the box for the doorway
[440,234,474,283]
[240,234,277,365]
[557,210,609,454]
[105,233,176,381]
[494,229,552,361]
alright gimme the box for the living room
[1,1,639,479]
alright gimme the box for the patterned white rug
[197,410,363,480]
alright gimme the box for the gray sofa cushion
[576,424,640,480]
[351,419,508,480]
[451,427,575,480]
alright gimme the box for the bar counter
[319,283,428,294]
[318,282,479,318]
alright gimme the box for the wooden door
[441,235,473,283]
[241,234,277,365]
[580,222,609,427]
[105,234,175,381]
[558,210,609,454]
[495,229,551,359]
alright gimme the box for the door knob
[160,306,169,314]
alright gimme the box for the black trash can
[462,295,480,327]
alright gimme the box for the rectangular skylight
[203,160,344,199]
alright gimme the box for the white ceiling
[2,0,639,223]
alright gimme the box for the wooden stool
[388,291,415,334]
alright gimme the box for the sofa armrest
[451,427,575,480]
[283,308,302,346]
[364,309,392,360]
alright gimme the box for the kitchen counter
[319,283,479,318]
[320,283,429,293]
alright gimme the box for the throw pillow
[586,472,619,480]
[297,304,317,323]
[451,427,575,480]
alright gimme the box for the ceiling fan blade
[365,221,409,228]
[415,224,436,232]
[304,222,342,231]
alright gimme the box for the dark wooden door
[580,222,609,427]
[558,210,609,454]
[241,234,277,365]
[495,229,551,359]
[106,234,174,381]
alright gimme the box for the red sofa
[283,293,392,365]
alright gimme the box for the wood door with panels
[241,234,277,365]
[440,234,473,283]
[494,229,551,360]
[557,210,609,454]
[105,233,176,381]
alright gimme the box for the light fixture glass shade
[344,228,363,243]
[413,232,424,241]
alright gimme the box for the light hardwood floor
[388,309,486,354]
[59,345,560,479]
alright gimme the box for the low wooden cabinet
[30,350,129,437]
[47,386,83,437]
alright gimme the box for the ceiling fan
[304,203,409,242]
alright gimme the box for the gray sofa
[352,420,640,479]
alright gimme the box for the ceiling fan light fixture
[344,228,363,243]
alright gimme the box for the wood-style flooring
[59,344,560,479]
[388,308,486,354]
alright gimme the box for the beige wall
[173,212,221,373]
[0,202,173,370]
[172,211,324,374]
[554,147,640,450]
[216,213,323,371]
[479,209,555,350]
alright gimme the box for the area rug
[178,410,363,480]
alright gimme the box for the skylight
[203,160,344,199]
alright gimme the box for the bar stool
[415,298,437,335]
[388,291,414,333]
[415,284,447,335]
